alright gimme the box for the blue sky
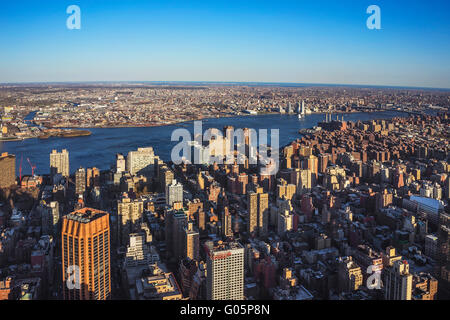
[0,0,449,88]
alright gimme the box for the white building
[166,179,183,206]
[206,241,244,300]
[126,147,158,176]
[50,149,69,177]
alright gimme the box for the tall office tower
[287,102,292,114]
[117,195,144,246]
[86,167,100,188]
[116,153,126,173]
[166,179,183,207]
[75,167,86,195]
[221,207,233,238]
[183,221,199,261]
[301,100,306,115]
[165,210,188,260]
[0,152,15,188]
[338,256,363,293]
[206,241,244,300]
[247,189,268,237]
[438,212,450,295]
[50,149,69,177]
[126,147,158,176]
[384,260,413,300]
[61,208,111,300]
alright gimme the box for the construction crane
[19,154,23,184]
[27,158,36,176]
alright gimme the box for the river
[0,111,419,175]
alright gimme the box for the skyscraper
[221,207,233,238]
[247,191,258,236]
[61,208,111,300]
[0,152,15,188]
[165,209,188,260]
[86,167,100,188]
[206,241,244,300]
[384,260,413,300]
[50,149,69,177]
[247,188,269,237]
[257,192,269,237]
[75,167,86,195]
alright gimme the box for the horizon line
[1,80,449,91]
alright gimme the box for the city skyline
[1,0,450,88]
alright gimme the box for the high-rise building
[296,169,312,195]
[384,259,413,300]
[160,166,174,192]
[0,152,15,188]
[126,147,158,176]
[338,256,363,293]
[183,221,199,261]
[117,195,144,246]
[166,179,183,207]
[50,149,69,177]
[221,207,233,238]
[75,167,86,195]
[165,210,188,260]
[257,192,269,237]
[38,200,60,236]
[276,178,296,201]
[86,167,100,188]
[61,208,111,300]
[277,209,293,235]
[247,189,269,237]
[206,241,244,300]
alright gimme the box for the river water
[0,111,416,175]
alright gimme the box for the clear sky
[0,0,449,88]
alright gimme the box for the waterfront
[0,111,419,175]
